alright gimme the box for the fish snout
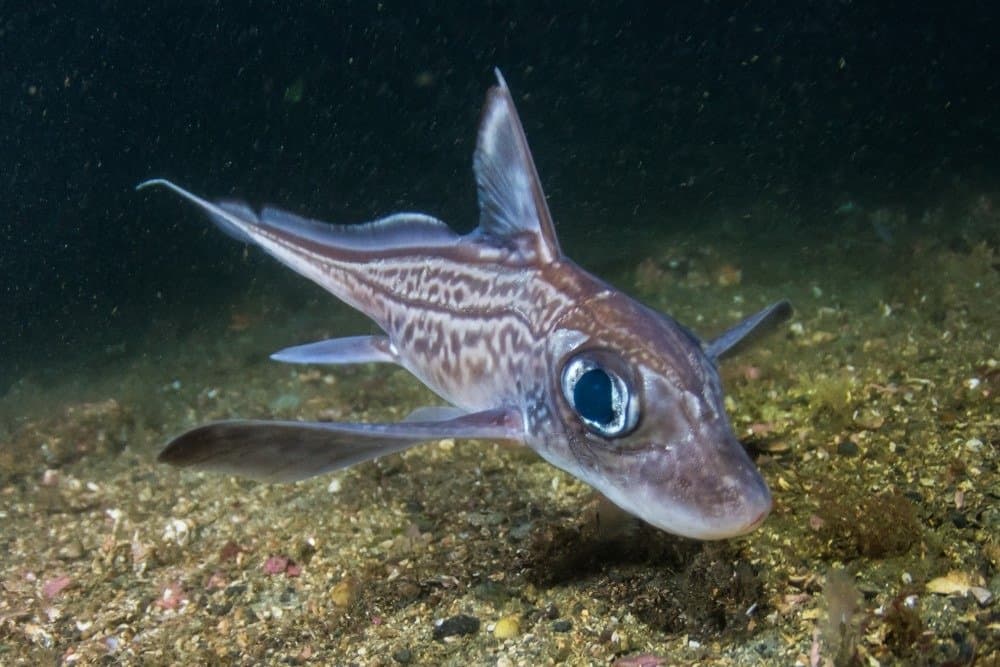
[688,433,772,538]
[623,431,772,540]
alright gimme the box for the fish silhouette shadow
[525,513,700,587]
[525,514,766,637]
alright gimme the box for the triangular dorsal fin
[472,69,561,263]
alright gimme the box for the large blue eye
[560,354,639,437]
[573,368,614,425]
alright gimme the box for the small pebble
[42,575,73,599]
[330,579,355,607]
[552,619,572,632]
[58,541,85,561]
[509,521,534,541]
[837,440,859,457]
[395,580,421,601]
[162,518,191,546]
[493,614,521,639]
[433,614,480,640]
[969,586,993,606]
[392,648,412,664]
[262,555,290,575]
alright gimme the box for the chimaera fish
[139,70,791,540]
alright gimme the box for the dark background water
[2,1,997,393]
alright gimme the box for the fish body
[140,70,791,540]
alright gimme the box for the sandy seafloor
[1,194,997,666]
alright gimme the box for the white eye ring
[560,355,639,437]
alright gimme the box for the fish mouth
[658,474,772,540]
[718,484,773,537]
[746,505,771,531]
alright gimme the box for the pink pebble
[263,555,289,575]
[614,654,667,667]
[42,575,72,599]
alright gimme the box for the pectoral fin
[705,300,793,360]
[403,406,469,421]
[158,408,523,483]
[270,335,398,365]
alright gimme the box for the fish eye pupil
[560,353,639,438]
[573,368,615,425]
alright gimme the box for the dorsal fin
[472,69,561,263]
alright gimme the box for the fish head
[542,294,772,540]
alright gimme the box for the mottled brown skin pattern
[264,222,769,537]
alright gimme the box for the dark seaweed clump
[630,546,765,637]
[881,592,929,663]
[813,488,921,560]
